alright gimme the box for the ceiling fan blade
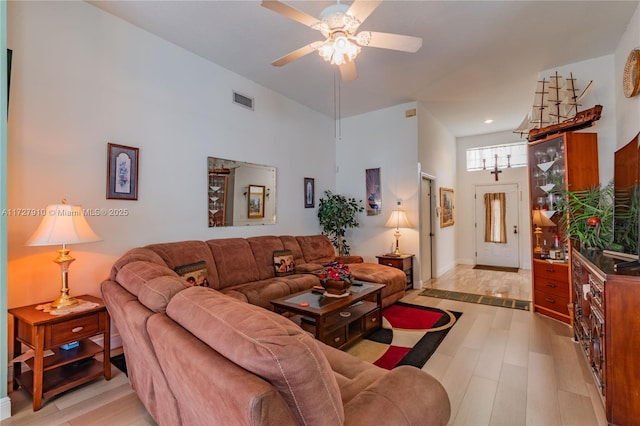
[339,60,358,82]
[356,31,423,53]
[261,1,319,28]
[272,42,322,67]
[347,0,382,26]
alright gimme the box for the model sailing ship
[515,72,602,142]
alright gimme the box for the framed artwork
[440,187,454,228]
[107,143,139,200]
[365,167,381,216]
[248,184,265,218]
[304,177,315,208]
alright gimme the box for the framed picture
[107,143,139,200]
[440,187,454,228]
[365,167,381,216]
[248,184,265,218]
[304,177,315,208]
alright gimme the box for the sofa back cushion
[296,235,336,265]
[247,235,285,280]
[206,238,261,288]
[110,247,167,281]
[166,287,345,426]
[145,241,220,288]
[115,261,190,312]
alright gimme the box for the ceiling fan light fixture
[318,32,361,66]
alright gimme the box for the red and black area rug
[350,302,462,370]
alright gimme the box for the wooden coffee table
[271,282,384,350]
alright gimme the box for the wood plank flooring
[3,266,606,425]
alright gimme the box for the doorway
[475,184,520,268]
[420,174,435,284]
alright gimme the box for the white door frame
[420,173,435,285]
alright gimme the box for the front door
[475,184,519,268]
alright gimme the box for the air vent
[233,91,254,110]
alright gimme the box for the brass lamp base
[49,246,79,310]
[391,229,402,256]
[50,294,79,310]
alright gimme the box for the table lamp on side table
[26,200,102,310]
[384,209,413,256]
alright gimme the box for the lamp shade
[531,209,556,227]
[385,210,412,229]
[26,203,102,246]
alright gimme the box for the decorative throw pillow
[174,261,210,287]
[273,250,295,276]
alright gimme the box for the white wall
[456,131,531,268]
[614,2,640,147]
[6,1,335,309]
[335,102,420,263]
[417,104,457,278]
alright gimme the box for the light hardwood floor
[3,266,605,426]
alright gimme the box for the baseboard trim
[0,396,12,420]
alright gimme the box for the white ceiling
[86,1,638,137]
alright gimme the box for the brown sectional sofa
[101,234,451,425]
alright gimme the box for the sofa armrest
[343,366,450,426]
[336,255,364,264]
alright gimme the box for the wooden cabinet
[376,254,414,290]
[528,132,599,323]
[571,249,640,425]
[9,295,111,410]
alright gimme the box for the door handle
[513,225,518,234]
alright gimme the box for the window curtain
[484,192,507,243]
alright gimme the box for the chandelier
[317,31,361,66]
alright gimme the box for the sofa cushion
[222,278,294,310]
[279,235,306,266]
[110,247,167,280]
[116,261,190,312]
[145,241,220,289]
[166,287,345,426]
[296,235,336,264]
[247,235,286,280]
[206,238,260,288]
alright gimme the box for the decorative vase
[321,279,352,296]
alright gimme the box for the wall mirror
[208,157,277,227]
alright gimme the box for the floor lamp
[26,200,102,309]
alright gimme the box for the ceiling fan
[261,0,423,82]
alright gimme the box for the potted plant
[317,262,353,296]
[317,190,364,255]
[553,181,614,249]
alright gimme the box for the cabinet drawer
[534,261,568,282]
[534,276,569,298]
[47,313,101,347]
[534,290,570,316]
[323,327,347,348]
[378,257,410,270]
[364,309,381,332]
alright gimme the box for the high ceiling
[87,1,638,137]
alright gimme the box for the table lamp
[531,209,555,254]
[26,200,102,309]
[384,209,412,256]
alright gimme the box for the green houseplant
[553,181,614,249]
[317,190,364,256]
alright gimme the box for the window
[466,141,527,172]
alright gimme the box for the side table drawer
[47,313,101,347]
[533,261,568,282]
[379,257,410,270]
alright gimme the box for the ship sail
[514,71,601,141]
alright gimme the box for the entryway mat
[473,264,519,273]
[419,288,530,311]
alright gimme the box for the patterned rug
[419,288,530,311]
[349,302,462,370]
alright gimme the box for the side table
[9,294,111,410]
[376,254,414,290]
